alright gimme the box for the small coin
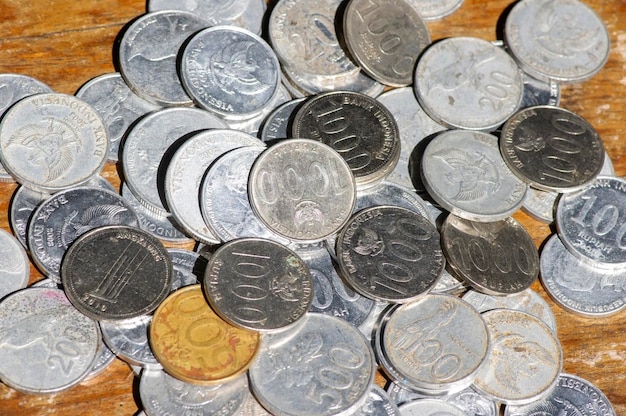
[61,225,173,321]
[150,284,260,385]
[100,315,161,369]
[336,205,444,303]
[260,98,306,143]
[353,385,401,416]
[204,238,313,332]
[167,248,207,290]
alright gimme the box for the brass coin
[150,284,260,385]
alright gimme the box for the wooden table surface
[0,0,624,414]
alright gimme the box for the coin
[150,284,260,385]
[408,0,464,21]
[100,315,161,369]
[398,399,467,416]
[0,227,29,301]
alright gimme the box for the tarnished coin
[500,105,605,193]
[343,0,430,87]
[336,205,444,303]
[248,138,356,242]
[292,91,400,188]
[118,10,208,106]
[504,372,616,416]
[0,93,108,192]
[421,129,528,222]
[504,0,610,84]
[204,238,313,332]
[0,287,100,394]
[539,234,626,317]
[100,315,160,369]
[0,228,29,301]
[414,37,523,131]
[180,26,280,119]
[61,225,173,321]
[441,215,539,295]
[555,176,626,268]
[249,313,375,416]
[474,309,562,405]
[150,284,260,385]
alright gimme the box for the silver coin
[180,26,280,119]
[539,233,626,317]
[118,10,208,106]
[504,0,610,83]
[61,225,173,321]
[281,64,385,98]
[164,129,264,244]
[100,315,161,369]
[385,381,430,406]
[248,138,357,242]
[224,83,292,136]
[292,91,401,189]
[121,107,227,216]
[249,313,375,416]
[555,176,626,268]
[444,388,499,416]
[204,237,313,332]
[0,227,29,300]
[473,309,562,405]
[407,0,464,20]
[430,267,466,295]
[398,399,467,416]
[167,248,207,290]
[414,37,523,131]
[238,389,274,415]
[441,215,539,296]
[0,93,108,192]
[27,186,139,281]
[0,287,100,393]
[84,339,116,381]
[75,72,160,162]
[353,385,401,416]
[500,105,605,193]
[462,288,557,334]
[520,73,560,109]
[421,129,528,222]
[343,0,430,87]
[140,369,249,416]
[260,98,306,143]
[504,372,616,416]
[377,294,489,393]
[148,0,266,35]
[336,205,444,303]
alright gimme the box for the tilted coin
[414,36,523,131]
[118,10,208,106]
[421,129,528,222]
[0,287,100,394]
[281,64,385,98]
[248,138,357,242]
[0,93,108,192]
[520,73,560,109]
[0,228,29,301]
[204,238,313,332]
[444,388,499,416]
[100,315,161,369]
[292,91,400,188]
[336,205,445,303]
[408,0,464,21]
[504,0,610,84]
[353,385,401,416]
[398,399,467,416]
[167,248,208,290]
[180,26,280,119]
[61,225,173,321]
[150,284,260,385]
[249,313,375,416]
[473,309,562,405]
[441,215,539,295]
[500,105,605,193]
[343,0,430,87]
[260,98,306,143]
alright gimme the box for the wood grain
[0,0,624,414]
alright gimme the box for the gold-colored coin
[149,284,260,385]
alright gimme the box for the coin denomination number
[570,194,626,249]
[448,236,535,276]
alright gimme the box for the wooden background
[0,0,625,414]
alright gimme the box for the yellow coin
[150,284,260,385]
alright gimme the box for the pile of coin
[0,0,619,414]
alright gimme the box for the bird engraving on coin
[434,148,500,201]
[60,205,129,248]
[535,2,599,57]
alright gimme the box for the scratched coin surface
[0,93,108,192]
[248,138,356,242]
[150,284,260,385]
[61,225,173,321]
[203,238,313,332]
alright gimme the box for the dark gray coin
[61,225,173,321]
[500,105,605,193]
[441,215,539,295]
[204,238,313,332]
[292,91,400,188]
[260,98,306,142]
[336,205,445,303]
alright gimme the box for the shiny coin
[336,205,444,303]
[150,284,260,385]
[353,385,400,416]
[0,227,29,301]
[474,309,562,405]
[282,64,385,98]
[0,93,108,192]
[167,248,207,290]
[408,0,464,21]
[444,388,499,416]
[398,399,467,416]
[260,98,306,143]
[520,73,560,109]
[100,315,160,369]
[500,105,605,193]
[441,215,539,295]
[248,138,356,242]
[204,238,313,332]
[61,225,172,321]
[292,91,400,189]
